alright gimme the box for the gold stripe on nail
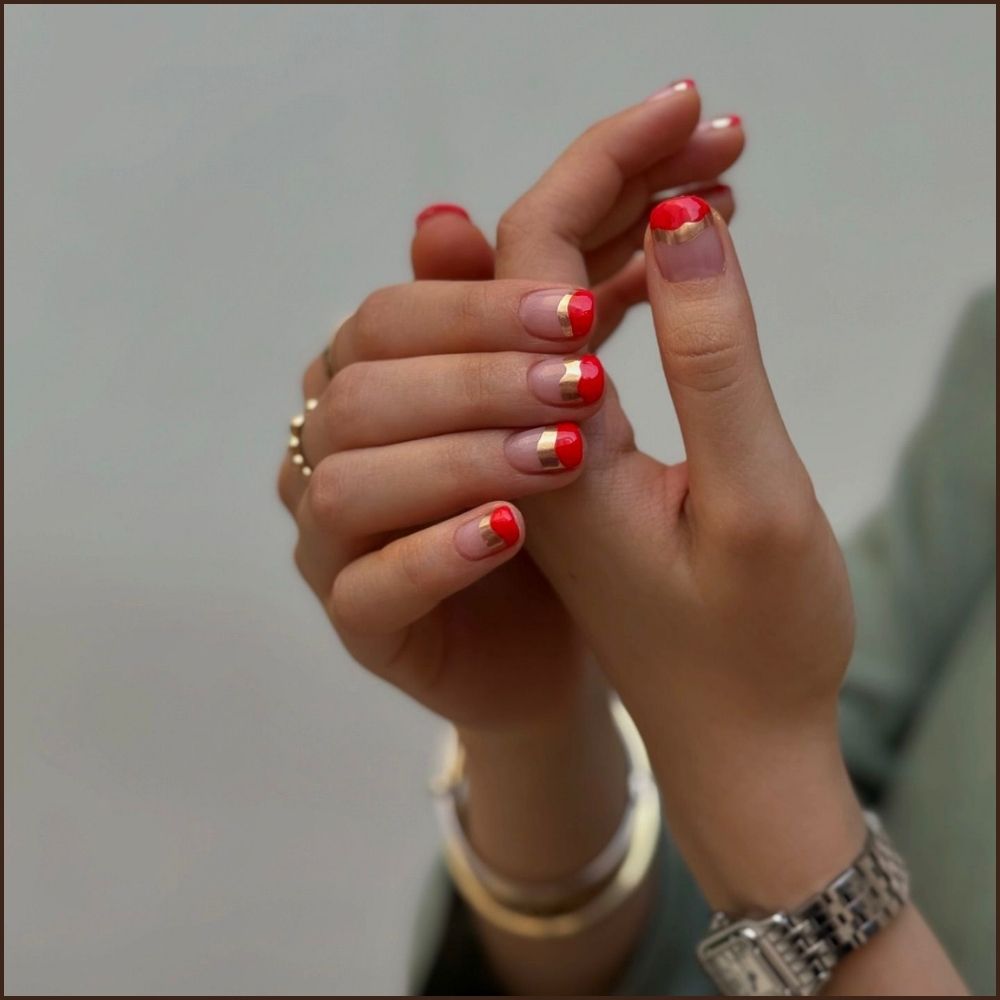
[559,359,583,402]
[556,292,575,337]
[536,427,563,469]
[478,513,504,549]
[651,215,711,246]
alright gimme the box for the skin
[277,86,967,996]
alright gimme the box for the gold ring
[288,399,318,478]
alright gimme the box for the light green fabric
[410,290,997,996]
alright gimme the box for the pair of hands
[278,82,861,912]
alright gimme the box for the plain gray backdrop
[4,4,995,995]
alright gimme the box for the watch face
[699,927,791,996]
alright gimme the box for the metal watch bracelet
[697,811,910,996]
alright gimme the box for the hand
[277,84,743,736]
[490,158,862,909]
[469,95,966,997]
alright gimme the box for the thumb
[411,203,495,281]
[644,195,803,510]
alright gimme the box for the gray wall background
[4,4,995,995]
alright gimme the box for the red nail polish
[553,422,583,470]
[650,195,711,232]
[701,114,742,131]
[576,355,605,405]
[488,505,520,547]
[650,196,724,281]
[565,289,595,337]
[455,504,521,559]
[414,203,470,228]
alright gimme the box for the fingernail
[528,354,605,406]
[698,114,742,131]
[454,504,520,560]
[646,78,696,102]
[519,288,595,340]
[650,195,725,282]
[414,203,470,228]
[505,422,583,473]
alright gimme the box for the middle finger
[302,351,606,457]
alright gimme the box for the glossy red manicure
[650,195,712,232]
[650,195,725,282]
[505,422,584,472]
[414,203,470,228]
[454,503,521,560]
[519,288,595,340]
[566,290,595,337]
[487,505,520,546]
[528,353,605,406]
[552,422,584,468]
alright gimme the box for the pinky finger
[330,502,524,639]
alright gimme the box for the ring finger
[306,423,586,538]
[302,350,606,458]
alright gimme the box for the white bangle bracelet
[429,698,661,935]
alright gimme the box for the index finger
[495,83,701,283]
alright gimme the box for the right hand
[277,85,743,733]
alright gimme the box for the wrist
[644,710,865,914]
[456,676,629,883]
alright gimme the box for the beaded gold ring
[288,398,319,478]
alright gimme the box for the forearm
[456,670,654,995]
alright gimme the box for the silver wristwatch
[696,812,910,996]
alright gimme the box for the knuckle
[306,454,348,528]
[496,202,532,248]
[292,540,322,595]
[661,316,745,394]
[352,288,392,357]
[324,364,367,447]
[328,569,379,637]
[457,352,497,411]
[276,460,300,513]
[457,280,488,330]
[395,535,432,596]
[327,571,360,634]
[439,435,478,487]
[713,487,820,555]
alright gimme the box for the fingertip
[414,203,470,228]
[411,204,496,281]
[454,502,525,562]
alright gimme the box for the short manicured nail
[454,504,520,560]
[698,114,742,131]
[519,288,595,341]
[528,354,605,406]
[650,196,725,282]
[505,422,583,473]
[414,203,470,228]
[646,78,696,102]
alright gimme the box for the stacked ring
[289,398,319,477]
